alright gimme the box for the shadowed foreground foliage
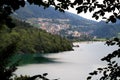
[14,73,53,80]
[1,0,120,80]
[0,42,18,80]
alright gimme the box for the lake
[15,42,118,80]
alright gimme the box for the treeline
[0,19,73,54]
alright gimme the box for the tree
[1,0,120,80]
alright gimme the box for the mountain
[12,3,120,39]
[13,3,97,27]
[91,20,120,38]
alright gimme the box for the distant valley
[12,3,120,40]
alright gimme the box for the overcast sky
[66,0,104,21]
[67,8,98,21]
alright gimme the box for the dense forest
[0,19,73,54]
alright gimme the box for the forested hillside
[0,19,73,54]
[91,21,120,38]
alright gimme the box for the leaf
[100,11,105,16]
[55,6,58,10]
[103,0,106,4]
[118,53,120,58]
[111,42,115,45]
[117,0,119,2]
[113,13,118,17]
[87,76,92,80]
[19,1,25,7]
[103,71,107,76]
[27,0,34,4]
[97,68,103,71]
[116,6,120,10]
[109,15,116,23]
[59,8,64,12]
[111,18,116,23]
[89,7,93,12]
[102,17,107,19]
[112,61,116,64]
[96,4,104,8]
[110,0,116,4]
[106,6,112,12]
[93,71,98,75]
[114,38,119,42]
[76,7,83,13]
[74,0,83,5]
[92,0,96,3]
[89,72,94,75]
[43,73,48,76]
[70,4,74,8]
[77,0,83,5]
[114,63,118,67]
[95,16,99,20]
[87,0,90,3]
[57,0,62,2]
[84,7,88,13]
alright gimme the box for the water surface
[15,42,118,80]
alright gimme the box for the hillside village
[13,3,120,40]
[26,18,92,40]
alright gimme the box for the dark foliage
[0,42,18,80]
[14,73,60,80]
[1,20,73,54]
[14,73,49,80]
[74,0,120,23]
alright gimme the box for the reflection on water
[15,42,118,80]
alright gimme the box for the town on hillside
[26,18,93,40]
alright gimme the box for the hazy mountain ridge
[12,3,120,39]
[13,3,96,27]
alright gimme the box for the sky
[67,8,98,21]
[30,0,104,21]
[53,0,98,21]
[66,0,104,21]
